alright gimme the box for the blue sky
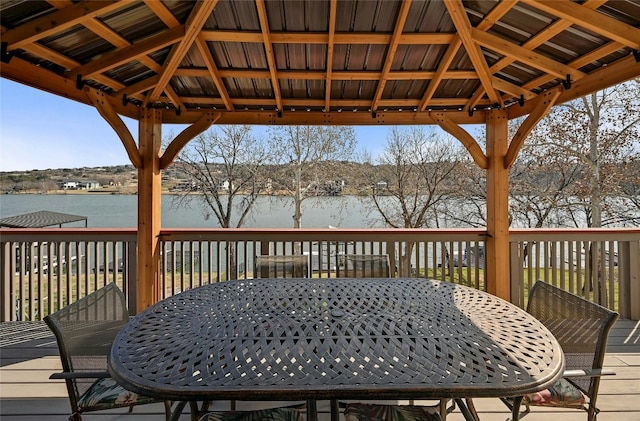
[1,78,395,172]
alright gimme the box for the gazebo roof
[0,210,87,228]
[1,0,639,126]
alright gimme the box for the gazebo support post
[485,109,510,301]
[137,108,163,312]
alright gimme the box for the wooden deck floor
[1,320,639,421]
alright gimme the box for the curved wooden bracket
[159,112,220,169]
[504,87,562,169]
[86,88,142,169]
[434,112,488,169]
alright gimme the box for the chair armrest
[563,368,616,378]
[50,371,111,380]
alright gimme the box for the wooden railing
[2,227,638,321]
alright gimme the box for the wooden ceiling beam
[3,1,134,50]
[68,26,185,79]
[472,29,586,80]
[371,0,412,113]
[419,37,462,112]
[144,0,181,28]
[464,0,521,111]
[523,0,640,50]
[149,0,218,102]
[445,0,502,106]
[199,31,455,45]
[195,36,234,111]
[256,0,283,113]
[520,40,626,93]
[324,0,338,113]
[173,68,477,81]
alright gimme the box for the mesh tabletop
[109,278,564,401]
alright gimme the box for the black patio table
[108,278,564,421]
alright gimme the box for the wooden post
[485,109,510,300]
[137,108,163,312]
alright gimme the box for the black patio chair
[44,283,171,421]
[336,254,391,278]
[255,255,310,278]
[497,280,619,421]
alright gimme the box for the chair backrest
[44,283,129,411]
[255,255,310,278]
[336,254,391,278]
[526,281,618,398]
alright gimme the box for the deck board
[1,320,639,421]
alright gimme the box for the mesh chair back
[44,283,129,410]
[526,281,618,398]
[255,255,310,278]
[336,254,391,278]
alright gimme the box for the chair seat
[77,377,158,412]
[198,407,304,421]
[523,378,586,409]
[344,403,443,421]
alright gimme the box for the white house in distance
[59,180,101,190]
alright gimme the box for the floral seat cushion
[199,407,304,421]
[77,378,157,412]
[344,403,443,421]
[524,378,587,409]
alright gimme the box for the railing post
[126,241,138,316]
[620,240,640,320]
[1,241,11,321]
[509,241,524,309]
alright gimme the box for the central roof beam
[149,0,218,103]
[371,0,412,113]
[200,31,455,45]
[444,0,502,107]
[256,0,283,114]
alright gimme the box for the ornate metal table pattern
[109,278,564,420]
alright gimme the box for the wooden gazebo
[2,0,639,311]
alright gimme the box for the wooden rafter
[445,0,502,107]
[68,26,185,79]
[464,1,517,111]
[144,0,181,28]
[324,0,338,113]
[522,0,640,50]
[149,0,218,103]
[256,0,283,113]
[371,0,412,113]
[194,36,233,111]
[418,37,462,111]
[3,1,133,50]
[472,29,586,80]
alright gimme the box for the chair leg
[464,398,480,421]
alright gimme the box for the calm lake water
[0,194,383,228]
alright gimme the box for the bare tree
[366,126,464,274]
[525,80,640,228]
[171,125,269,279]
[268,125,356,228]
